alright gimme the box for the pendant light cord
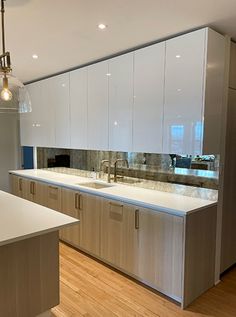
[1,0,5,55]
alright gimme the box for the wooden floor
[52,242,236,317]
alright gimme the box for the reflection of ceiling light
[98,23,107,30]
[106,73,111,76]
[176,55,181,58]
[0,0,31,113]
[32,54,38,59]
[114,121,118,126]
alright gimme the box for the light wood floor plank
[52,243,236,317]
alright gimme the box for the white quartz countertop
[0,190,79,247]
[9,169,217,216]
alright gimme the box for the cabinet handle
[19,178,22,191]
[75,193,79,209]
[78,194,82,210]
[30,181,36,195]
[109,202,123,208]
[49,185,58,191]
[135,209,139,229]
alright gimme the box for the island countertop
[9,169,217,217]
[0,190,78,247]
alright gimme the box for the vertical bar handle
[30,181,35,195]
[135,209,139,229]
[78,194,82,210]
[19,178,22,191]
[75,193,79,209]
[32,182,36,195]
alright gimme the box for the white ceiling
[4,0,236,82]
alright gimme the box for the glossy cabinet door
[137,207,183,301]
[133,42,165,153]
[79,192,101,256]
[100,199,139,274]
[70,68,88,149]
[108,53,133,151]
[87,61,109,150]
[61,188,81,246]
[46,74,70,148]
[163,28,206,155]
[20,81,55,147]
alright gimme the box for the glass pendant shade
[0,73,32,113]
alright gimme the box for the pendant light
[0,0,31,113]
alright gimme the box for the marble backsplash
[37,148,219,190]
[42,167,218,201]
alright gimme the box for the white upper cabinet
[133,42,165,153]
[21,81,55,147]
[47,74,70,148]
[21,28,226,154]
[21,74,70,148]
[70,68,88,149]
[108,53,133,152]
[87,61,109,150]
[163,28,226,155]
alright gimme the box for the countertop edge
[9,170,217,217]
[0,220,79,247]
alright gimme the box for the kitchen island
[0,190,78,317]
[9,169,218,308]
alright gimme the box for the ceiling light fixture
[98,23,107,30]
[32,54,38,59]
[0,0,31,113]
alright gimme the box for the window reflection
[170,125,184,153]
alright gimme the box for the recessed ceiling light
[32,54,38,59]
[98,23,107,30]
[176,54,181,58]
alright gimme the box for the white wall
[0,113,21,192]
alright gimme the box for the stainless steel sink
[76,182,114,189]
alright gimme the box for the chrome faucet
[99,155,112,183]
[114,159,129,182]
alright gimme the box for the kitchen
[1,1,236,316]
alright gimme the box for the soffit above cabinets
[5,0,236,83]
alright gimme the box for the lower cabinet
[11,174,29,199]
[100,199,139,274]
[60,188,101,257]
[137,208,183,300]
[60,188,80,246]
[46,184,61,211]
[100,199,183,300]
[79,192,101,257]
[10,175,45,204]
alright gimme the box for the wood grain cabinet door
[13,176,28,199]
[60,188,81,247]
[137,208,184,301]
[10,174,22,197]
[46,185,62,211]
[79,193,101,257]
[100,199,139,274]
